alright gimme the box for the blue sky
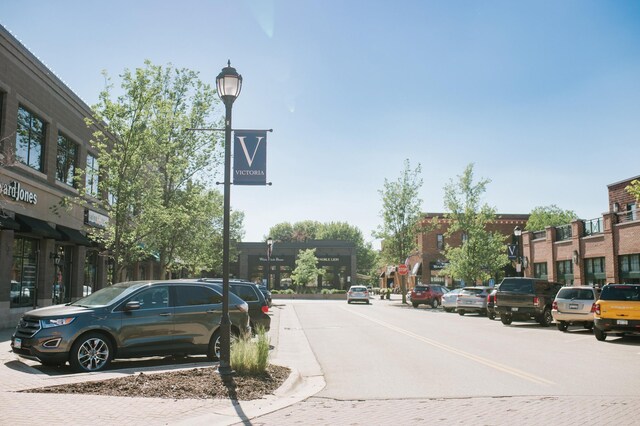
[2,1,639,247]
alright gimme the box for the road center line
[341,306,555,386]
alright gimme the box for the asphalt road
[287,298,640,400]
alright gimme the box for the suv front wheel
[69,332,113,372]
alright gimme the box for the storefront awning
[15,214,62,239]
[57,225,93,246]
[0,215,21,231]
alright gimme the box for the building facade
[522,175,640,286]
[388,213,530,288]
[0,25,111,328]
[236,240,357,291]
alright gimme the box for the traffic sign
[398,264,409,275]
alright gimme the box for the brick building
[0,24,113,328]
[522,175,639,286]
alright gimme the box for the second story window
[56,133,77,186]
[436,234,444,250]
[86,154,99,197]
[16,106,45,172]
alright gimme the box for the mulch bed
[21,365,291,401]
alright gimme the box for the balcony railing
[583,217,603,236]
[532,230,546,240]
[555,224,572,241]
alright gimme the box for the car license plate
[617,319,628,325]
[569,304,579,309]
[511,307,519,311]
[13,338,21,349]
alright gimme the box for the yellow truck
[593,283,640,341]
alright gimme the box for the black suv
[200,279,271,333]
[495,277,562,326]
[10,280,251,372]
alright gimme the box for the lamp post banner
[233,130,267,185]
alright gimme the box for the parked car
[486,288,499,320]
[552,286,599,332]
[10,280,251,372]
[410,284,446,308]
[347,285,370,304]
[441,288,464,312]
[257,284,272,307]
[200,279,271,332]
[456,286,491,316]
[495,277,562,326]
[593,283,640,341]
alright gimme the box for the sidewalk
[0,303,325,426]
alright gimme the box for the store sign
[84,208,109,229]
[318,257,340,262]
[259,256,285,262]
[1,180,38,204]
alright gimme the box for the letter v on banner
[233,130,267,185]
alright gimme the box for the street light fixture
[513,226,523,277]
[216,60,242,377]
[266,237,273,290]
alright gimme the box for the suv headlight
[40,317,76,328]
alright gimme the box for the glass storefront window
[84,250,98,296]
[11,237,38,308]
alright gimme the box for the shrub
[230,327,270,374]
[331,289,346,294]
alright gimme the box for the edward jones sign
[1,180,37,204]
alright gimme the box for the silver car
[457,286,492,316]
[441,288,464,312]
[347,285,370,304]
[552,286,599,332]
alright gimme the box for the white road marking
[342,306,555,386]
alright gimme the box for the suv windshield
[499,279,533,293]
[557,288,596,300]
[600,285,640,301]
[69,283,137,307]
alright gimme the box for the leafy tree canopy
[440,164,509,284]
[626,179,640,203]
[290,248,325,291]
[525,205,578,231]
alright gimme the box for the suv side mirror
[124,301,141,311]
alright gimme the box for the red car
[410,285,446,308]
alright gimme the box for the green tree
[441,164,509,285]
[525,205,578,231]
[87,60,238,281]
[290,248,325,293]
[373,159,423,303]
[626,179,640,203]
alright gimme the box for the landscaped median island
[20,328,290,401]
[20,365,291,400]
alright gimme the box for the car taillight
[593,303,600,315]
[533,296,540,307]
[261,305,269,314]
[552,301,558,310]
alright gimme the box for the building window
[556,260,573,285]
[84,250,98,295]
[11,237,38,308]
[619,254,640,274]
[56,133,77,186]
[534,262,547,278]
[627,203,637,221]
[16,106,45,171]
[585,257,605,274]
[86,153,99,197]
[436,234,444,250]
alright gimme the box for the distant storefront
[236,240,357,291]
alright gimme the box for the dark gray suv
[200,279,271,332]
[10,280,250,372]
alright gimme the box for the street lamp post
[266,237,273,290]
[513,226,523,277]
[216,61,242,376]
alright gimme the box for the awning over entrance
[57,225,92,246]
[0,215,21,231]
[15,214,62,239]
